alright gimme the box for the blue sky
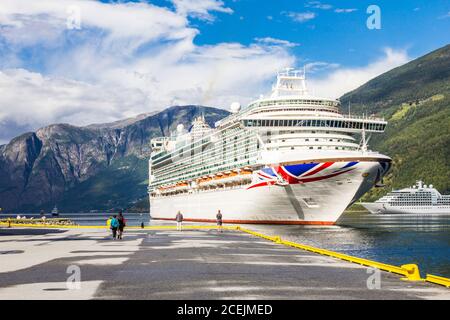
[188,0,449,68]
[0,0,449,144]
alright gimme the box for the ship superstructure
[361,181,450,214]
[148,69,391,224]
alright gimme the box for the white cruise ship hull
[361,203,450,215]
[150,159,388,225]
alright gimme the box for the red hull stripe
[152,217,335,225]
[247,180,276,190]
[302,161,334,177]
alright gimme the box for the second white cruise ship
[148,69,391,224]
[361,181,450,214]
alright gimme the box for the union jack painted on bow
[247,161,358,190]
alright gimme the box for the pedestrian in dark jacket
[176,211,183,231]
[117,211,126,239]
[216,210,223,233]
[110,215,119,239]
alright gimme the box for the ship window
[309,147,313,149]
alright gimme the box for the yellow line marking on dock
[2,222,449,288]
[425,274,450,288]
[234,226,444,284]
[0,222,231,230]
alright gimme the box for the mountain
[0,106,229,212]
[340,44,450,199]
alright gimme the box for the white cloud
[0,68,147,129]
[305,61,340,73]
[254,37,300,48]
[285,11,317,23]
[0,0,294,143]
[305,1,332,10]
[0,1,412,144]
[308,48,410,99]
[171,0,233,22]
[0,0,192,50]
[334,8,358,13]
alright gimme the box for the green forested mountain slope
[341,44,450,199]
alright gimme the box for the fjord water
[251,213,450,278]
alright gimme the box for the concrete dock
[0,227,449,300]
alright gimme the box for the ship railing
[217,107,385,128]
[341,114,385,121]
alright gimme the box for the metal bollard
[401,264,422,281]
[274,236,282,243]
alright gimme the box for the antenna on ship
[361,127,368,153]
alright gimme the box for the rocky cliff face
[0,105,229,212]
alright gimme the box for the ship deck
[0,226,448,300]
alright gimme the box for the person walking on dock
[216,210,223,233]
[176,211,183,231]
[117,211,126,240]
[106,216,112,228]
[110,215,119,240]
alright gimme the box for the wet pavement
[0,227,448,299]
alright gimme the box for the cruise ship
[361,181,450,214]
[148,69,391,225]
